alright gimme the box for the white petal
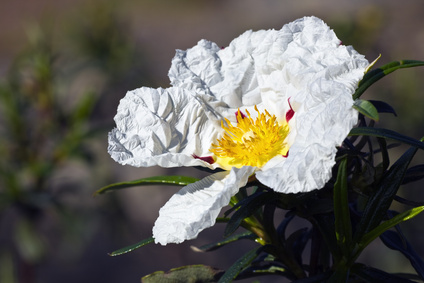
[108,87,222,168]
[110,16,369,195]
[257,78,359,193]
[153,166,255,245]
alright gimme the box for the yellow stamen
[210,106,290,169]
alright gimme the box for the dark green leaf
[71,91,97,126]
[310,214,340,260]
[369,100,397,116]
[224,192,275,237]
[333,158,352,255]
[95,176,199,195]
[377,137,390,172]
[142,265,223,283]
[327,265,349,283]
[381,230,424,280]
[403,164,424,184]
[351,263,415,283]
[276,212,295,242]
[217,246,261,283]
[286,228,310,265]
[353,60,424,100]
[354,146,418,243]
[108,237,154,256]
[191,231,257,252]
[291,271,332,283]
[358,206,424,256]
[393,195,424,207]
[349,127,424,151]
[238,263,287,278]
[353,99,379,121]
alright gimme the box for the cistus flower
[108,16,369,245]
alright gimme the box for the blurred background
[1,0,424,282]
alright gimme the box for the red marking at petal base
[192,154,215,165]
[286,109,294,122]
[235,110,246,122]
[283,150,289,158]
[286,98,295,122]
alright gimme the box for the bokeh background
[1,0,424,282]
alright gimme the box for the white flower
[108,16,369,245]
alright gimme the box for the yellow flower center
[210,106,290,169]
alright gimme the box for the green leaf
[349,127,424,151]
[224,192,274,237]
[351,263,416,283]
[358,206,424,254]
[191,231,257,252]
[353,146,418,243]
[403,164,424,184]
[95,176,200,195]
[15,218,45,263]
[368,100,397,116]
[380,230,424,280]
[353,99,379,121]
[217,246,261,283]
[310,214,341,261]
[291,271,332,283]
[377,137,390,172]
[353,60,424,100]
[108,237,154,256]
[333,158,352,255]
[71,91,97,126]
[142,265,223,283]
[327,265,349,283]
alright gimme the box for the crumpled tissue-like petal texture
[108,16,369,244]
[152,166,255,245]
[108,87,224,168]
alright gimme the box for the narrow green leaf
[377,138,390,172]
[327,265,349,283]
[403,164,424,184]
[351,263,416,282]
[353,146,418,243]
[240,264,288,277]
[353,99,379,121]
[142,265,223,283]
[381,230,424,280]
[368,100,397,116]
[353,60,424,99]
[291,271,332,283]
[349,127,424,151]
[224,192,274,237]
[358,206,424,253]
[191,231,256,252]
[333,159,352,255]
[95,176,199,195]
[108,237,154,256]
[71,91,97,126]
[217,246,261,283]
[310,214,341,261]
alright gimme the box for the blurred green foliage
[0,2,150,282]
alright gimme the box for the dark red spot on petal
[283,150,289,158]
[235,109,246,122]
[286,98,295,122]
[192,154,215,165]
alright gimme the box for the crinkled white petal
[153,166,255,245]
[165,16,368,194]
[109,15,369,194]
[108,87,223,168]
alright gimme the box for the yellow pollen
[210,106,290,169]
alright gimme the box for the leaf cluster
[100,60,424,282]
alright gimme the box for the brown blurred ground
[1,1,424,282]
